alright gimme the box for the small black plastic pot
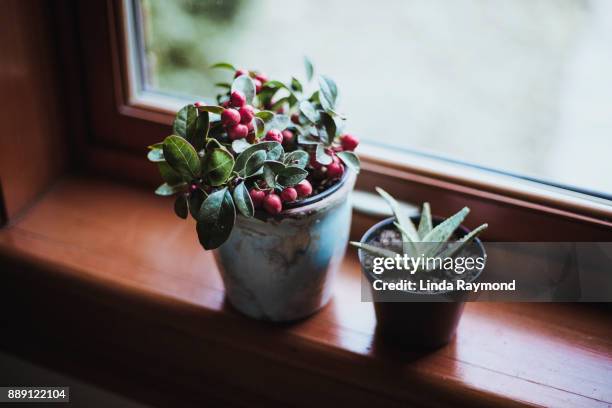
[357,216,486,349]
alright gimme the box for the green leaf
[197,188,236,250]
[263,162,279,189]
[254,117,265,138]
[162,135,201,180]
[189,188,206,219]
[234,141,283,174]
[349,241,399,259]
[148,142,163,150]
[158,162,183,185]
[263,80,287,89]
[337,151,360,173]
[155,182,186,196]
[315,143,333,165]
[232,181,254,217]
[147,148,164,162]
[197,105,224,114]
[417,202,433,239]
[264,160,286,173]
[174,194,188,219]
[277,166,308,187]
[283,150,309,168]
[255,110,275,121]
[205,138,223,150]
[203,148,234,186]
[309,90,320,104]
[271,97,290,111]
[304,56,314,82]
[375,187,419,242]
[214,82,231,89]
[194,111,209,150]
[173,105,198,141]
[291,77,303,92]
[299,100,319,123]
[243,150,266,177]
[231,138,251,154]
[297,134,319,145]
[319,111,337,145]
[318,75,338,111]
[210,62,236,71]
[267,114,291,133]
[232,75,256,105]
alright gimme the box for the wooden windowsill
[0,176,610,407]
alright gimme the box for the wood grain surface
[0,177,610,407]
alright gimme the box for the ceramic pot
[214,171,356,322]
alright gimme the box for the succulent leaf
[417,202,433,238]
[421,207,470,257]
[376,187,419,242]
[393,222,418,257]
[437,224,488,259]
[350,241,399,259]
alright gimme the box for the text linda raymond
[371,279,516,292]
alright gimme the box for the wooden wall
[0,0,68,225]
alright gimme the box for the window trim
[71,0,612,241]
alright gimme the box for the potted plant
[351,188,487,348]
[147,59,360,322]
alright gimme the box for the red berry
[264,129,283,143]
[239,105,255,124]
[309,154,322,169]
[326,162,344,179]
[263,193,282,215]
[291,113,300,124]
[194,101,205,108]
[221,108,241,127]
[276,106,285,114]
[253,78,263,93]
[249,189,266,209]
[340,134,359,151]
[234,68,248,78]
[246,120,254,132]
[295,180,313,198]
[228,124,249,140]
[281,130,294,144]
[221,100,230,108]
[280,187,298,203]
[254,73,268,84]
[230,91,246,108]
[189,183,198,192]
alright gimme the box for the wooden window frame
[64,0,612,241]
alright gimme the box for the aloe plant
[351,188,488,266]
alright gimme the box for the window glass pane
[134,0,612,198]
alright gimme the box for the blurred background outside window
[132,0,612,199]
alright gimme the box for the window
[127,0,612,202]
